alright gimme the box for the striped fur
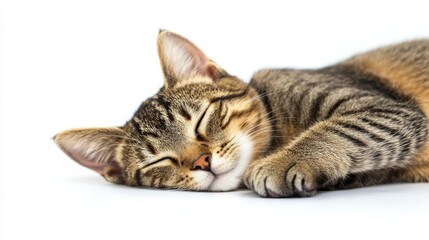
[54,31,429,197]
[245,40,429,197]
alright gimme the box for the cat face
[54,31,271,191]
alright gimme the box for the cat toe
[263,177,283,198]
[286,163,318,197]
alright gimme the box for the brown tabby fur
[54,31,429,197]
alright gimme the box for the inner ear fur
[53,127,126,184]
[157,30,228,88]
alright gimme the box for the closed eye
[195,104,211,141]
[142,157,176,170]
[194,90,248,141]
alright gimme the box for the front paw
[244,160,320,198]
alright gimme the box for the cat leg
[244,111,428,197]
[244,119,353,198]
[323,163,429,190]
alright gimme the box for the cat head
[54,30,271,191]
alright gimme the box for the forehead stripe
[211,87,249,103]
[143,140,157,155]
[130,118,145,136]
[156,95,175,122]
[179,106,191,120]
[130,118,161,138]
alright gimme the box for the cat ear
[157,30,228,88]
[53,127,125,184]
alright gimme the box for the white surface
[1,0,429,239]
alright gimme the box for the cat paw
[244,160,319,198]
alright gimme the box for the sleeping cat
[54,30,429,197]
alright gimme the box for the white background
[1,0,429,239]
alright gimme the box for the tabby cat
[54,30,429,197]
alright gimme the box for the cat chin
[191,133,253,191]
[209,133,254,191]
[208,173,241,191]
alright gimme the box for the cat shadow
[237,189,339,199]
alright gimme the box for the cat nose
[192,153,211,171]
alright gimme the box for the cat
[54,30,429,197]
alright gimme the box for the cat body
[54,31,429,197]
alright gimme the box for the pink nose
[192,153,211,171]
